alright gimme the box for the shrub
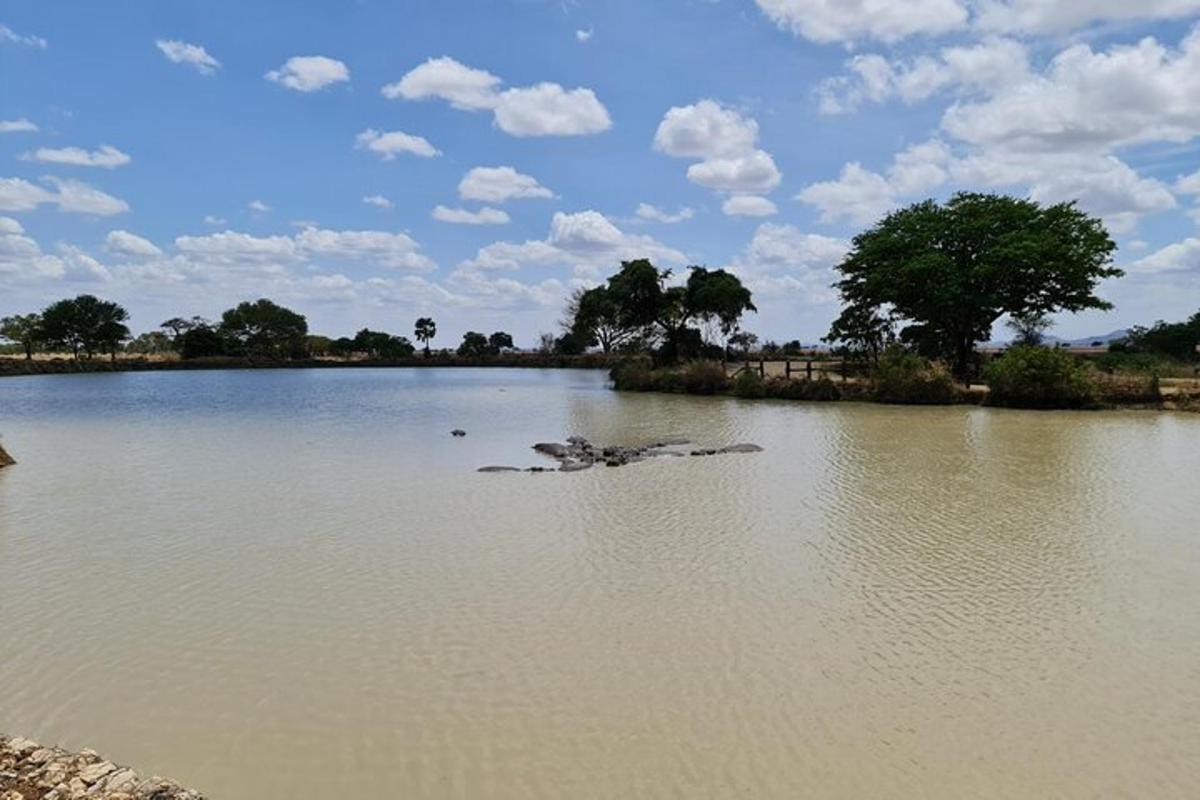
[679,360,730,395]
[731,369,766,398]
[610,359,656,391]
[983,345,1099,409]
[870,347,957,405]
[763,376,844,401]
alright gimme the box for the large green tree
[39,295,130,360]
[599,259,756,362]
[219,299,308,359]
[828,193,1120,379]
[0,314,43,360]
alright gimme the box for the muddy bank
[1,735,203,799]
[0,443,14,468]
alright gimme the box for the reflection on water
[1,369,1198,798]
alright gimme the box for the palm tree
[414,317,437,357]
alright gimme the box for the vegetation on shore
[3,193,1198,410]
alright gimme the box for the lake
[1,368,1198,798]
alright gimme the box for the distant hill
[984,329,1130,348]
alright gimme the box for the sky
[3,0,1200,346]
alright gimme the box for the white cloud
[1127,238,1200,273]
[383,56,611,137]
[687,150,782,194]
[0,118,38,134]
[754,0,968,44]
[355,128,440,160]
[492,83,611,137]
[0,220,113,283]
[1,24,47,49]
[265,56,350,92]
[818,38,1030,114]
[942,30,1200,154]
[458,166,553,203]
[172,225,435,273]
[432,205,511,225]
[636,203,696,223]
[363,194,393,209]
[654,100,782,196]
[796,162,898,225]
[1175,168,1200,196]
[0,177,129,216]
[976,0,1200,35]
[727,223,848,306]
[155,39,220,74]
[722,195,778,217]
[382,56,501,110]
[461,210,685,275]
[653,100,760,160]
[576,28,593,42]
[24,144,131,169]
[248,199,271,213]
[106,230,162,258]
[204,215,226,225]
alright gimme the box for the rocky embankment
[0,444,14,468]
[477,436,763,473]
[0,735,203,800]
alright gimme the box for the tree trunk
[24,343,32,360]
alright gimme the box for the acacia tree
[565,286,633,353]
[458,331,490,357]
[599,259,756,362]
[414,317,437,356]
[488,331,514,354]
[219,299,308,359]
[0,314,43,360]
[828,193,1120,380]
[39,295,130,360]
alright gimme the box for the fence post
[840,359,847,383]
[806,360,813,380]
[759,359,765,377]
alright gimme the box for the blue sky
[3,0,1200,346]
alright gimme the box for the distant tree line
[0,296,529,364]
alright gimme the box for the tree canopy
[827,193,1120,378]
[219,299,308,359]
[38,295,130,360]
[0,314,43,360]
[414,317,437,356]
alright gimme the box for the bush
[870,347,957,405]
[762,376,844,401]
[731,369,766,398]
[679,361,730,395]
[984,345,1099,409]
[610,359,656,391]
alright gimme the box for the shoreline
[0,354,616,378]
[1,734,203,799]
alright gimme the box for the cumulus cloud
[24,144,131,168]
[636,203,696,224]
[460,210,686,276]
[204,215,226,225]
[653,99,782,202]
[1,219,112,283]
[1127,238,1200,274]
[817,37,1030,114]
[576,28,593,42]
[458,166,553,203]
[976,0,1200,35]
[432,205,511,225]
[727,223,848,307]
[754,0,968,44]
[355,128,440,160]
[382,56,611,137]
[722,195,778,217]
[155,39,220,74]
[0,176,129,216]
[248,199,271,213]
[106,230,162,258]
[363,194,393,209]
[265,55,350,92]
[796,163,898,225]
[0,118,38,134]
